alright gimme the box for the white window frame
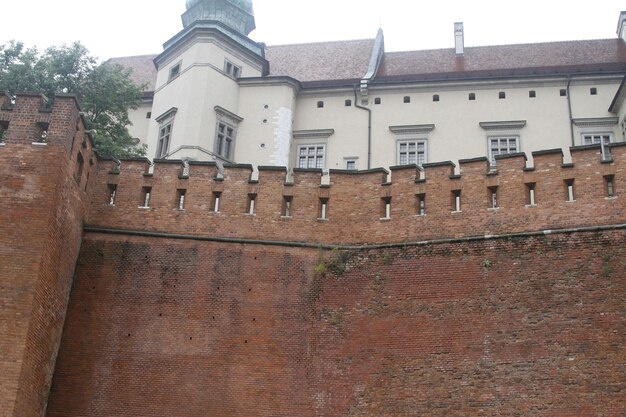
[154,108,177,159]
[297,144,326,169]
[292,129,334,170]
[215,122,236,160]
[488,136,519,164]
[581,132,612,146]
[389,124,434,167]
[397,139,428,166]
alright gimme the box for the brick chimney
[455,22,464,56]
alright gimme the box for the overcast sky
[1,0,624,61]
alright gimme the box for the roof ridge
[266,38,375,49]
[106,53,160,60]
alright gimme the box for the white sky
[1,0,624,62]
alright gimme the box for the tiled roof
[377,39,626,82]
[105,54,158,92]
[265,39,375,82]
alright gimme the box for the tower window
[215,122,235,160]
[224,60,241,78]
[168,62,181,81]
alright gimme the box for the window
[433,94,440,102]
[155,108,177,159]
[604,175,615,197]
[488,137,519,164]
[146,112,151,119]
[590,87,598,95]
[168,62,181,81]
[156,121,172,158]
[140,187,152,208]
[529,90,536,98]
[211,192,221,213]
[469,93,476,101]
[560,89,567,97]
[246,194,257,215]
[398,140,427,166]
[35,122,48,143]
[582,133,611,146]
[488,186,499,209]
[176,189,186,210]
[374,97,381,105]
[0,121,8,143]
[381,197,391,219]
[282,196,293,217]
[215,122,235,159]
[318,198,329,220]
[298,145,325,169]
[224,60,241,78]
[317,101,324,108]
[499,92,506,99]
[345,160,357,170]
[345,99,352,107]
[525,183,536,206]
[452,190,462,212]
[417,194,426,216]
[403,96,411,103]
[565,179,575,202]
[107,184,117,205]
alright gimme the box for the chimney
[618,11,626,42]
[455,22,464,56]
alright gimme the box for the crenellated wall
[0,94,95,417]
[88,144,625,245]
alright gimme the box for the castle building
[109,2,626,172]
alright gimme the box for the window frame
[488,136,519,164]
[224,59,242,78]
[397,139,428,166]
[581,132,612,146]
[154,108,177,159]
[215,121,236,160]
[168,61,182,82]
[297,144,326,169]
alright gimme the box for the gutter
[354,85,372,169]
[566,76,575,147]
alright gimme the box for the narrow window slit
[177,189,186,210]
[141,187,152,208]
[488,186,499,209]
[319,198,329,220]
[212,192,222,213]
[247,193,257,215]
[452,190,461,212]
[526,183,536,206]
[381,196,391,219]
[565,179,575,202]
[417,193,426,216]
[282,196,293,217]
[107,184,117,205]
[604,175,615,197]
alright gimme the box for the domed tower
[182,0,256,36]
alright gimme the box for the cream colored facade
[124,3,626,173]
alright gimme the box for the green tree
[0,41,146,157]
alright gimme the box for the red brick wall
[0,95,94,417]
[46,230,625,417]
[87,145,626,245]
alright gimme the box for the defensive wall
[87,142,626,246]
[0,94,95,417]
[0,95,624,417]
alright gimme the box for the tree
[0,41,146,157]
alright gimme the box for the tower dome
[182,0,255,35]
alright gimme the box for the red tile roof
[377,39,626,82]
[105,54,158,92]
[265,39,375,82]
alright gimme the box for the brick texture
[45,231,625,417]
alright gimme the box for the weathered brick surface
[0,95,93,417]
[46,230,625,417]
[87,145,626,245]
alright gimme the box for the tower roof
[182,0,255,35]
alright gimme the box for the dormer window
[224,60,241,78]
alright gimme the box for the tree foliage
[0,40,146,157]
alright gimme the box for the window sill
[32,142,47,146]
[209,210,221,214]
[379,217,391,222]
[138,206,151,209]
[175,209,185,212]
[0,143,5,147]
[451,210,462,214]
[487,207,500,211]
[566,200,576,203]
[317,218,329,222]
[525,204,537,208]
[280,215,293,220]
[414,214,426,217]
[244,213,256,217]
[605,196,618,200]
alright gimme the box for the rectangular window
[224,60,242,78]
[156,121,172,158]
[345,160,357,170]
[247,194,257,215]
[177,189,186,210]
[318,198,329,220]
[488,186,499,208]
[35,122,49,143]
[282,196,293,217]
[489,137,518,164]
[582,133,611,145]
[397,140,427,166]
[381,197,391,219]
[216,122,235,159]
[565,179,575,202]
[141,187,152,208]
[211,192,221,213]
[298,145,325,169]
[525,182,536,206]
[0,121,8,143]
[168,62,181,81]
[604,175,615,197]
[417,193,426,216]
[452,190,461,212]
[107,184,117,205]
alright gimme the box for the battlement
[88,143,626,245]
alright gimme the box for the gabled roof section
[105,54,158,92]
[265,38,376,83]
[377,39,626,82]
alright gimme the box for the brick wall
[0,95,94,417]
[45,230,625,417]
[87,144,625,246]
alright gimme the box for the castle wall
[0,95,94,417]
[45,229,625,417]
[86,144,625,246]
